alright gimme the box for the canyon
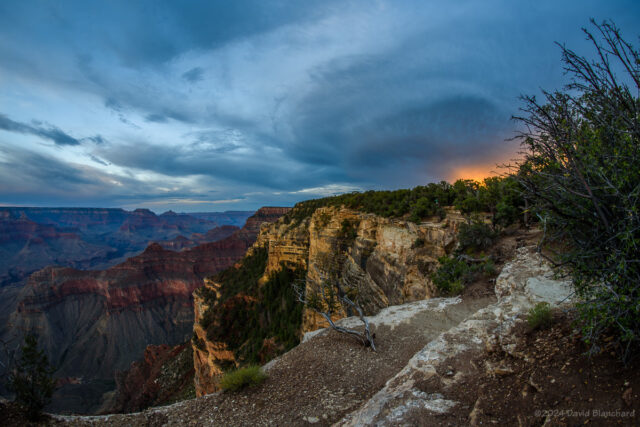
[0,207,288,414]
[0,207,253,287]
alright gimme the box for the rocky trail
[54,295,495,426]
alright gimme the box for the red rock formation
[6,206,290,414]
[106,343,194,414]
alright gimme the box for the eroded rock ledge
[337,246,573,426]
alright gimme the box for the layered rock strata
[4,207,287,413]
[193,206,467,395]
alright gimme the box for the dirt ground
[408,310,639,427]
[49,296,492,426]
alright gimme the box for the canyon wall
[193,206,467,396]
[0,208,253,287]
[2,207,287,413]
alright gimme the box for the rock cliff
[2,207,287,414]
[257,206,467,331]
[192,205,467,396]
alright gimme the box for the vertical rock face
[192,279,237,396]
[192,206,466,396]
[2,207,288,414]
[300,206,465,332]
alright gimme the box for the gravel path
[56,295,493,427]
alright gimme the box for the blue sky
[0,1,638,212]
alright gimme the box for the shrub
[431,256,473,295]
[432,256,497,296]
[527,302,553,330]
[218,365,267,392]
[8,334,56,421]
[412,237,425,249]
[457,221,497,253]
[514,20,640,358]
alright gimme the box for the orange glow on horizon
[447,163,502,183]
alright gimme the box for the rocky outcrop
[103,343,195,414]
[2,207,287,414]
[192,206,467,396]
[257,206,466,332]
[337,246,573,426]
[192,279,237,396]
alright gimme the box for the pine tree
[9,334,56,421]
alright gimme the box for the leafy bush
[527,302,553,330]
[8,334,56,421]
[457,221,497,253]
[412,237,425,249]
[218,365,267,392]
[431,257,473,295]
[514,20,640,358]
[432,256,497,296]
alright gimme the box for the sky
[0,1,638,212]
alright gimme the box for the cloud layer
[0,0,638,211]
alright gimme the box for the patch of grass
[218,365,267,392]
[527,302,553,330]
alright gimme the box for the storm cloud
[0,114,81,146]
[0,0,638,211]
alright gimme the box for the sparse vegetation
[218,365,267,392]
[412,237,425,249]
[527,302,553,330]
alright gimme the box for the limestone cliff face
[192,279,236,396]
[192,206,466,396]
[301,206,466,332]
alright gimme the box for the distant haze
[0,1,638,211]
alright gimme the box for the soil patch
[410,310,639,426]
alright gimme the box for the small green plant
[316,211,332,228]
[527,302,553,330]
[218,365,267,392]
[8,334,56,421]
[412,237,425,249]
[431,256,497,296]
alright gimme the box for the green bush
[514,21,640,358]
[219,365,267,392]
[527,302,553,330]
[432,256,497,296]
[457,221,497,253]
[431,256,473,295]
[412,237,425,249]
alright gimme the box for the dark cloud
[0,113,81,146]
[145,113,168,123]
[86,135,108,145]
[182,67,204,83]
[0,1,639,211]
[104,98,123,112]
